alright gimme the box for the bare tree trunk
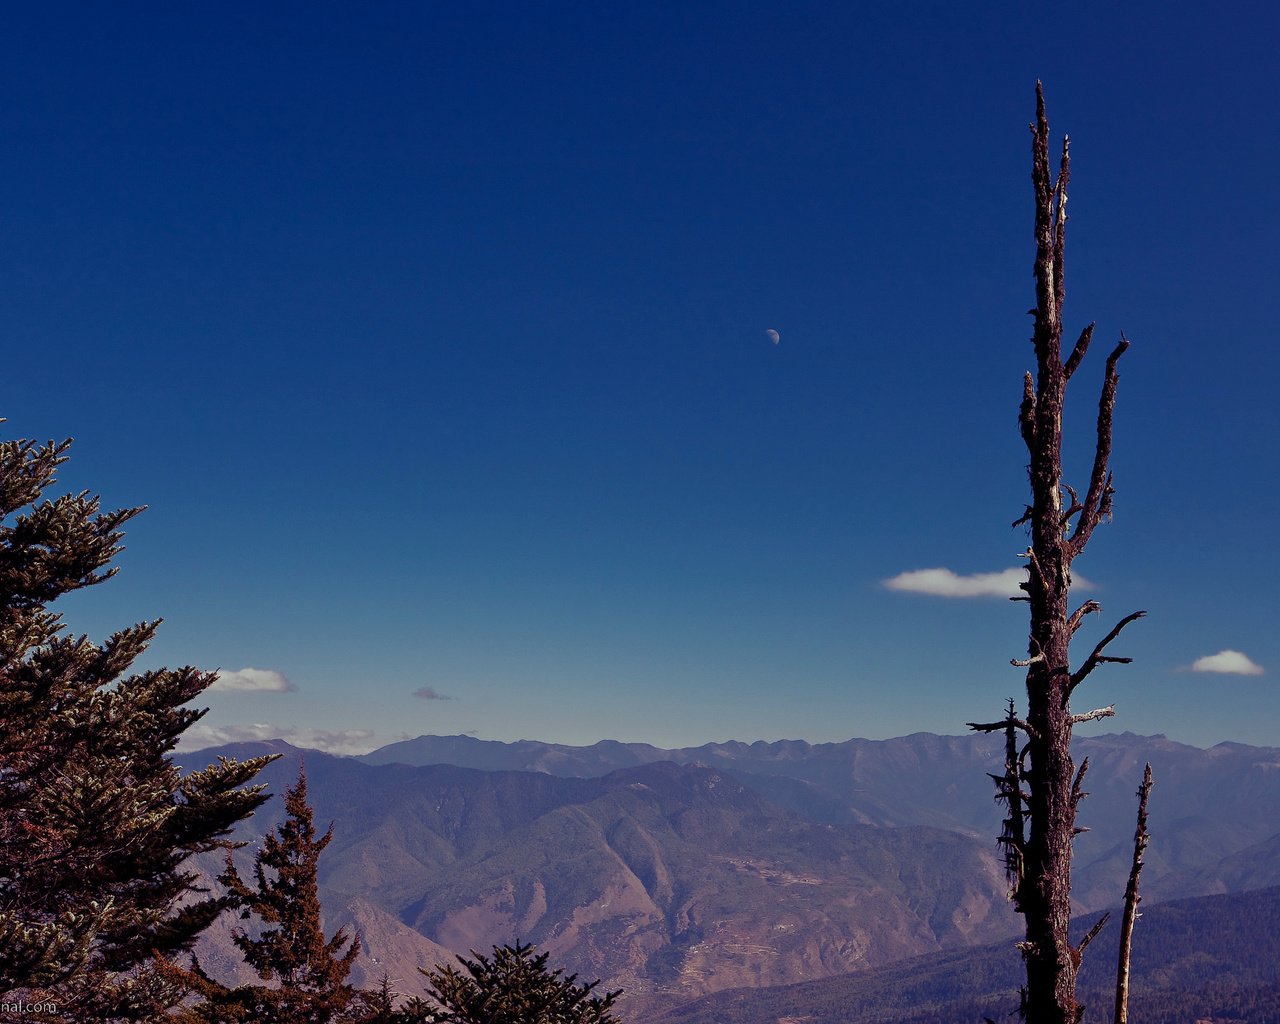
[1114,763,1153,1024]
[969,83,1144,1024]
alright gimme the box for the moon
[766,329,780,345]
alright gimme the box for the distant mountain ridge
[358,731,1280,911]
[184,743,1017,1016]
[180,732,1280,1016]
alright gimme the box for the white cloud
[179,722,379,756]
[413,686,454,701]
[1188,650,1264,676]
[883,566,1093,599]
[208,668,295,693]
[883,567,1027,598]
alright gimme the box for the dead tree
[1114,763,1153,1024]
[967,84,1145,1024]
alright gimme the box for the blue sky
[5,3,1277,753]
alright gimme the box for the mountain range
[358,730,1280,909]
[181,731,1280,1018]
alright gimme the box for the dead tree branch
[1069,611,1146,692]
[1062,323,1095,381]
[1071,705,1116,725]
[1070,335,1131,556]
[1020,372,1037,453]
[1077,912,1110,960]
[1067,599,1101,634]
[1059,484,1083,530]
[969,716,1038,740]
[989,700,1028,901]
[1069,757,1090,811]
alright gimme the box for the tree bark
[1114,763,1153,1024]
[972,84,1143,1024]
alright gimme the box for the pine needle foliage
[0,424,276,1022]
[165,767,362,1024]
[351,974,400,1024]
[403,941,622,1024]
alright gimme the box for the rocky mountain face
[185,743,1016,1016]
[360,731,1280,912]
[182,731,1280,1016]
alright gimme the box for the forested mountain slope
[651,886,1280,1024]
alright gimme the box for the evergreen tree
[164,767,362,1024]
[351,974,400,1024]
[406,941,621,1024]
[0,426,276,1022]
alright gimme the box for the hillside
[650,886,1280,1024]
[183,743,1016,1014]
[358,731,1280,912]
[180,732,1280,1016]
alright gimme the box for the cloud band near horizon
[179,721,377,756]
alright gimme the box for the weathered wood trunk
[1020,120,1082,1016]
[1022,666,1078,1023]
[1115,764,1153,1024]
[970,84,1143,1024]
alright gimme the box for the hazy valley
[184,731,1280,1019]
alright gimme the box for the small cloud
[413,686,455,701]
[884,567,1026,598]
[1187,650,1264,676]
[883,566,1093,599]
[208,668,295,693]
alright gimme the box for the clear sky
[5,3,1277,753]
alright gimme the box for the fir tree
[349,974,400,1024]
[165,767,362,1024]
[407,941,622,1024]
[0,425,276,1022]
